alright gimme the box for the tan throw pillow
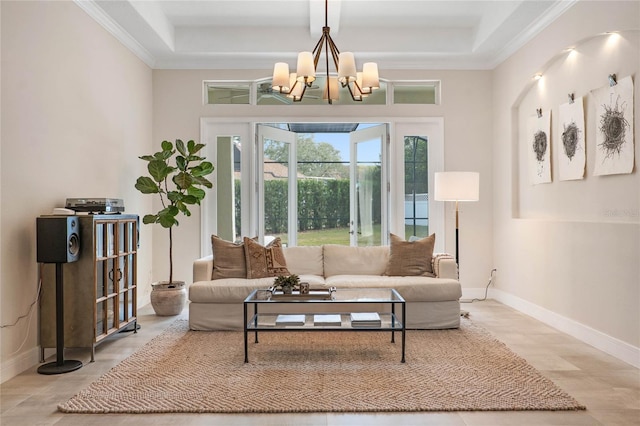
[244,237,290,279]
[386,233,436,277]
[211,235,249,279]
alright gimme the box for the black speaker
[37,216,81,263]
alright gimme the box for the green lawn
[273,224,430,246]
[272,223,430,246]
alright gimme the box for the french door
[256,125,297,246]
[257,123,388,247]
[349,124,387,246]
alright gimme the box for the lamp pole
[455,200,460,265]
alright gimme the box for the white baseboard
[461,287,491,302]
[0,347,41,384]
[484,288,640,369]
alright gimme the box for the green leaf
[148,159,170,182]
[173,171,193,189]
[181,194,199,205]
[173,201,192,217]
[142,214,158,224]
[192,175,213,189]
[186,155,204,162]
[157,206,179,228]
[161,140,173,152]
[135,176,160,194]
[187,186,205,200]
[139,155,155,161]
[191,161,214,177]
[176,139,187,157]
[154,149,174,161]
[176,155,187,171]
[188,141,205,155]
[158,215,177,228]
[166,191,183,202]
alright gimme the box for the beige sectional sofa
[190,243,461,330]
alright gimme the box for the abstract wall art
[591,75,635,176]
[558,97,586,181]
[529,110,552,184]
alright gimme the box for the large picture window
[201,119,444,255]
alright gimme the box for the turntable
[65,198,125,214]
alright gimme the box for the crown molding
[73,0,157,68]
[489,0,578,69]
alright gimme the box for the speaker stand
[38,263,82,375]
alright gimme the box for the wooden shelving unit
[39,214,138,362]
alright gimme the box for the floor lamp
[434,172,479,267]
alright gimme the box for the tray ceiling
[79,0,577,70]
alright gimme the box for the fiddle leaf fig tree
[135,139,214,284]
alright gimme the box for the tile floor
[1,300,638,425]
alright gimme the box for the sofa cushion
[190,277,278,303]
[283,246,324,276]
[190,274,326,303]
[323,245,389,277]
[324,275,461,302]
[386,233,436,277]
[211,235,253,279]
[244,237,290,278]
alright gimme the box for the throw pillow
[244,237,290,279]
[211,235,250,280]
[385,233,436,277]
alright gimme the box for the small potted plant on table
[273,274,300,294]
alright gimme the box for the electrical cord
[0,264,43,357]
[461,268,497,303]
[0,270,41,328]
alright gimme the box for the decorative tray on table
[268,286,336,300]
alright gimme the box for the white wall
[492,1,639,365]
[0,1,153,381]
[152,69,495,293]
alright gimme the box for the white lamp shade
[361,62,379,90]
[434,172,479,201]
[286,73,304,100]
[338,52,357,83]
[296,52,315,82]
[323,76,340,101]
[272,62,290,91]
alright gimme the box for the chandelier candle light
[271,0,379,104]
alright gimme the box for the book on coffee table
[275,314,306,326]
[313,314,342,326]
[350,312,381,327]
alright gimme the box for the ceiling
[79,0,577,70]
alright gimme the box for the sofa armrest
[193,255,214,282]
[433,253,458,280]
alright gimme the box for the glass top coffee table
[243,287,405,363]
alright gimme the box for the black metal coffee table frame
[243,288,406,363]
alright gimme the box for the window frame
[200,117,445,255]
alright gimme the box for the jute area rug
[59,319,585,414]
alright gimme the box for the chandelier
[271,0,379,104]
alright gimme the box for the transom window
[204,79,439,106]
